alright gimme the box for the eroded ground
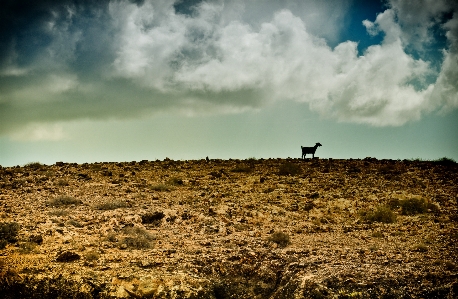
[1,158,457,298]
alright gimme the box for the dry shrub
[359,206,396,223]
[412,243,428,252]
[433,157,457,166]
[47,195,81,207]
[401,198,437,215]
[269,231,290,248]
[84,251,100,262]
[24,162,44,170]
[278,162,301,176]
[0,259,21,287]
[167,177,184,186]
[231,165,253,173]
[18,242,36,254]
[66,219,83,228]
[94,200,128,210]
[48,209,69,217]
[0,222,20,247]
[106,232,118,243]
[372,231,384,238]
[389,197,438,215]
[119,227,155,249]
[55,179,69,187]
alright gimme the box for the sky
[1,0,457,166]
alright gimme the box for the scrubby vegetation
[388,197,438,215]
[268,231,290,248]
[94,200,128,210]
[433,157,456,165]
[359,205,396,223]
[119,227,155,249]
[0,222,20,249]
[84,251,100,262]
[47,195,81,207]
[150,184,173,192]
[231,164,254,173]
[48,209,69,217]
[18,242,36,254]
[167,177,184,186]
[24,162,44,170]
[278,162,301,176]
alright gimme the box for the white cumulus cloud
[109,2,436,126]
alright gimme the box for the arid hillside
[1,158,457,298]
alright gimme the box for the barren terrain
[0,158,457,298]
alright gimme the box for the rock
[141,211,165,225]
[56,251,81,262]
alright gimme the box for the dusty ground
[0,158,457,298]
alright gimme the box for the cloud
[430,12,458,111]
[10,123,66,141]
[0,0,457,136]
[110,4,434,125]
[388,0,455,50]
[385,0,458,111]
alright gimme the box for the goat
[301,143,322,159]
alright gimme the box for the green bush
[359,206,396,223]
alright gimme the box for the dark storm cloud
[0,0,457,139]
[0,1,107,66]
[174,0,204,16]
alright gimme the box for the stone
[56,251,81,262]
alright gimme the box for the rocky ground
[0,157,457,298]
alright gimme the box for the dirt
[0,158,457,298]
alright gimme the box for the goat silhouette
[301,143,322,159]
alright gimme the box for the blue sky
[1,0,457,166]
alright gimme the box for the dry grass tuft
[359,206,396,223]
[0,222,20,248]
[119,227,155,249]
[94,200,128,210]
[47,195,81,207]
